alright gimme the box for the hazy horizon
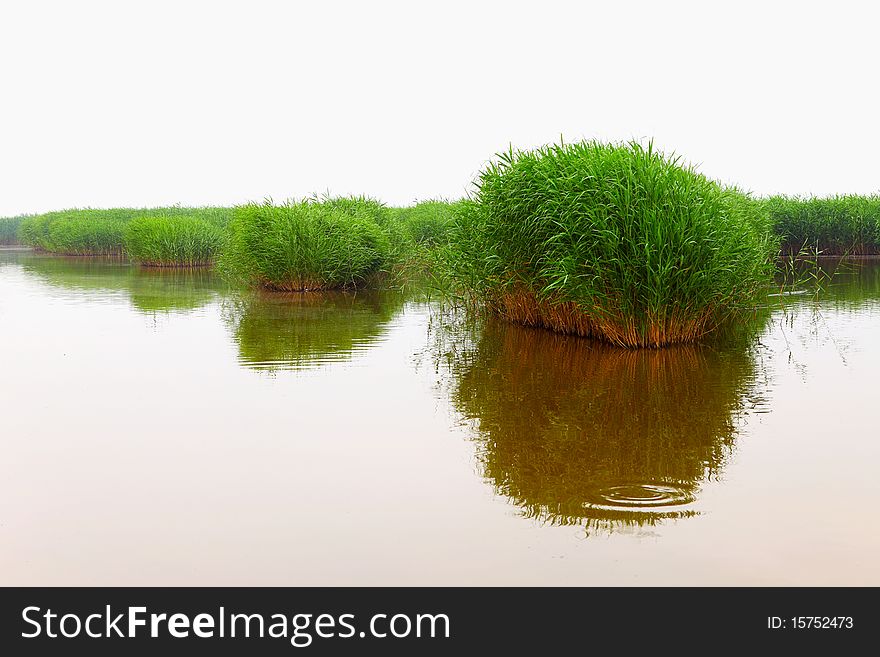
[2,0,878,216]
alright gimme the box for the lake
[1,249,878,585]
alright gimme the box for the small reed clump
[124,214,225,267]
[219,199,391,291]
[36,214,127,256]
[440,140,778,347]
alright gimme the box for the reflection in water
[807,258,880,308]
[0,246,32,267]
[440,317,769,534]
[765,258,880,372]
[224,291,405,372]
[775,257,880,307]
[16,252,225,314]
[127,269,224,314]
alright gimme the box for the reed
[125,214,225,267]
[44,215,127,256]
[320,195,461,261]
[393,200,459,246]
[766,195,880,255]
[0,215,26,245]
[18,207,232,256]
[439,140,778,347]
[218,199,390,291]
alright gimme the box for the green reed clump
[377,200,462,283]
[766,195,880,256]
[318,194,414,264]
[18,207,232,256]
[219,200,391,291]
[43,215,127,255]
[439,140,778,348]
[19,210,128,255]
[125,214,225,267]
[0,215,26,245]
[317,194,390,225]
[394,200,459,246]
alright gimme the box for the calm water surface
[1,250,878,585]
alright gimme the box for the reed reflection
[18,253,224,314]
[783,257,880,309]
[224,291,405,372]
[442,317,769,534]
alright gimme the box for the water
[1,250,878,585]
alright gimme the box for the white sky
[1,0,878,216]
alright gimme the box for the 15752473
[767,617,854,630]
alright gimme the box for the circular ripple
[593,483,694,509]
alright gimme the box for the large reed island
[766,195,880,256]
[124,214,225,267]
[219,199,391,291]
[440,140,777,347]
